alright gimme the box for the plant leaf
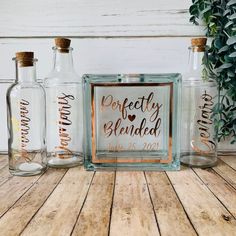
[229,52,236,57]
[201,6,211,15]
[228,13,236,20]
[231,106,236,111]
[190,16,199,25]
[214,38,222,49]
[227,36,236,45]
[223,9,231,16]
[219,63,233,69]
[227,0,236,6]
[225,21,233,28]
[227,70,235,77]
[224,96,230,106]
[189,0,236,142]
[189,5,198,15]
[230,140,236,144]
[219,45,229,53]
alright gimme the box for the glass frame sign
[83,74,181,171]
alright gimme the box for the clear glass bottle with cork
[180,38,218,167]
[6,52,47,176]
[44,38,83,168]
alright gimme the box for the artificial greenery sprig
[190,0,236,144]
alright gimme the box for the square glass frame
[83,74,182,171]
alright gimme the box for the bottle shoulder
[183,74,218,87]
[6,82,45,96]
[44,70,81,85]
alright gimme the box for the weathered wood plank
[109,172,160,236]
[0,174,41,217]
[0,166,12,187]
[72,172,115,236]
[220,156,236,171]
[0,156,9,185]
[194,167,236,218]
[0,168,66,236]
[213,159,236,190]
[0,0,203,37]
[145,172,197,236]
[21,167,94,236]
[0,155,8,168]
[167,168,236,235]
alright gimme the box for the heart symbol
[128,114,136,122]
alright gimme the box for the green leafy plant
[190,0,236,144]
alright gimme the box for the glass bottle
[180,38,218,167]
[6,52,47,176]
[44,38,83,168]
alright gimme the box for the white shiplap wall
[0,0,204,151]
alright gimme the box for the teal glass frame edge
[83,74,182,171]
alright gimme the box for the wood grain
[0,156,9,185]
[0,174,41,217]
[194,167,236,218]
[72,172,115,236]
[213,159,236,190]
[145,172,197,236]
[0,168,67,236]
[0,0,203,37]
[0,166,12,187]
[21,167,94,236]
[167,168,236,235]
[0,155,7,168]
[1,155,236,236]
[109,172,160,236]
[220,156,236,171]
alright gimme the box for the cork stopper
[55,37,71,53]
[15,52,34,67]
[191,38,207,52]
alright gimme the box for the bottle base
[180,154,217,168]
[47,155,83,168]
[9,162,47,176]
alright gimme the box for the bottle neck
[187,47,205,75]
[16,63,37,83]
[52,47,74,72]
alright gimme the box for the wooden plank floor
[0,155,236,236]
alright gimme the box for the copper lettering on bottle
[20,99,31,161]
[55,93,74,159]
[191,90,216,154]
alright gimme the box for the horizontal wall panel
[0,36,192,151]
[0,37,193,80]
[0,0,204,37]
